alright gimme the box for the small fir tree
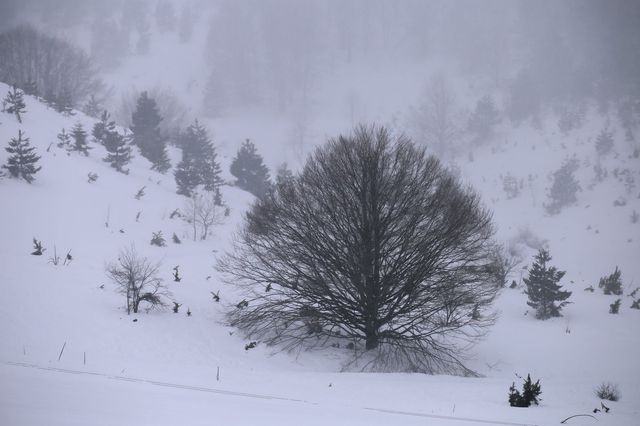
[56,128,72,149]
[174,120,222,196]
[545,157,581,215]
[598,267,623,295]
[174,154,198,196]
[92,110,115,145]
[468,95,500,140]
[3,85,27,123]
[230,139,271,197]
[70,122,91,156]
[595,128,614,157]
[83,95,102,118]
[508,374,542,407]
[55,88,74,116]
[609,299,621,314]
[103,129,132,174]
[524,249,572,320]
[131,91,170,172]
[275,162,294,188]
[3,130,41,183]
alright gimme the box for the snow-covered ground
[1,70,639,426]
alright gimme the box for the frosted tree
[70,122,91,156]
[545,157,581,215]
[230,139,270,198]
[468,95,500,140]
[131,91,170,172]
[175,120,222,197]
[92,110,115,145]
[410,74,459,159]
[56,128,71,149]
[595,128,614,157]
[3,85,26,123]
[524,249,571,320]
[3,130,41,183]
[103,129,132,174]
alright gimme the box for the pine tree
[131,91,170,173]
[174,154,198,196]
[103,129,132,174]
[598,266,623,295]
[174,120,223,196]
[524,249,572,320]
[230,139,271,197]
[56,128,72,149]
[468,95,500,140]
[3,130,41,183]
[275,162,294,187]
[3,85,27,123]
[92,110,115,145]
[83,95,102,118]
[70,122,91,156]
[55,88,74,116]
[595,128,614,157]
[545,157,581,215]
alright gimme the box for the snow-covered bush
[545,157,581,215]
[609,299,621,314]
[150,231,166,247]
[508,374,542,407]
[595,383,620,401]
[598,267,623,295]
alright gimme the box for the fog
[2,0,638,133]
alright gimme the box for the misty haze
[0,1,639,425]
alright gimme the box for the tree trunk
[365,320,379,350]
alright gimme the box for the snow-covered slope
[1,83,639,426]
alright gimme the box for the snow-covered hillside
[1,81,639,425]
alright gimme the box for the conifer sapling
[3,130,41,183]
[524,249,572,319]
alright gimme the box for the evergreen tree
[230,139,271,197]
[275,162,294,187]
[103,129,132,174]
[3,130,41,183]
[174,154,198,196]
[545,157,581,215]
[70,122,91,156]
[83,94,102,118]
[595,128,614,157]
[55,88,74,116]
[131,91,170,173]
[56,128,71,149]
[92,110,115,145]
[3,85,27,123]
[598,266,623,296]
[174,120,222,196]
[468,95,500,140]
[524,249,572,320]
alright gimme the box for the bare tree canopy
[218,125,499,375]
[0,25,102,107]
[106,246,170,314]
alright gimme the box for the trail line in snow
[365,407,538,426]
[3,360,538,426]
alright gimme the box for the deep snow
[1,67,639,426]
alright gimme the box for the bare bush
[595,382,621,401]
[183,191,224,241]
[218,125,499,375]
[106,246,170,314]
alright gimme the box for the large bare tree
[218,125,499,374]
